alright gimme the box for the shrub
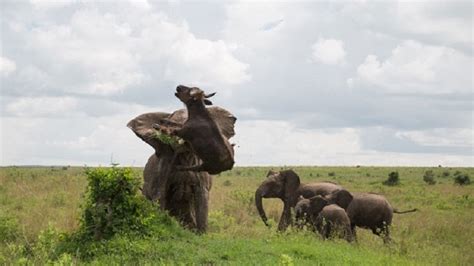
[223,180,232,187]
[79,167,156,240]
[454,172,471,186]
[328,172,336,177]
[442,170,450,177]
[0,211,19,243]
[423,170,436,185]
[383,171,400,186]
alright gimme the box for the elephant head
[324,189,353,210]
[307,189,353,218]
[295,196,310,228]
[255,169,300,228]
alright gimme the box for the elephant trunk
[255,188,269,226]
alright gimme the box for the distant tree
[423,170,436,185]
[383,171,399,186]
[454,172,471,186]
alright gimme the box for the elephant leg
[277,203,292,231]
[371,227,382,236]
[323,223,331,239]
[344,226,354,242]
[351,224,358,242]
[193,184,209,234]
[381,225,392,244]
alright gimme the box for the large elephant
[254,169,342,231]
[323,190,417,242]
[127,106,236,233]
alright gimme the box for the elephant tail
[393,208,418,214]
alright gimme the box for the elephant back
[320,204,351,226]
[298,182,342,199]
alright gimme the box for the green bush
[454,172,471,186]
[423,170,436,185]
[328,172,336,177]
[0,212,19,243]
[442,170,450,177]
[79,167,156,240]
[383,171,400,186]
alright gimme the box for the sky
[0,0,473,167]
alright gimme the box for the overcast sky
[1,0,472,167]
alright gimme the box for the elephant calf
[297,193,354,242]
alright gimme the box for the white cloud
[234,120,361,165]
[396,2,472,47]
[354,40,472,94]
[1,1,472,167]
[0,56,17,76]
[311,38,346,65]
[6,97,79,117]
[396,128,473,148]
[7,4,249,96]
[164,38,250,87]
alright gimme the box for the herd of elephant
[127,85,417,242]
[256,169,417,242]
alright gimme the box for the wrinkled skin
[128,106,236,233]
[324,191,417,243]
[255,169,342,231]
[304,194,353,242]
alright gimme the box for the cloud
[5,96,78,117]
[234,120,361,165]
[339,1,472,51]
[0,56,16,76]
[311,38,346,65]
[2,3,249,96]
[353,40,472,94]
[1,1,472,167]
[395,128,473,148]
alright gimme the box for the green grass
[1,166,473,265]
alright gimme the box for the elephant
[321,190,418,242]
[254,169,342,231]
[127,106,236,233]
[297,194,353,242]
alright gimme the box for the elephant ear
[266,169,279,177]
[207,106,237,139]
[127,112,170,151]
[309,196,328,215]
[280,169,301,199]
[332,189,353,210]
[167,106,237,140]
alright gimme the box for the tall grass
[1,166,473,264]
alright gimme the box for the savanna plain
[1,166,473,265]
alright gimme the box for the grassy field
[1,166,473,265]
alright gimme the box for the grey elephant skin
[255,169,342,231]
[127,106,236,233]
[297,194,353,242]
[324,190,417,242]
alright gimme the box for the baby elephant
[298,192,354,242]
